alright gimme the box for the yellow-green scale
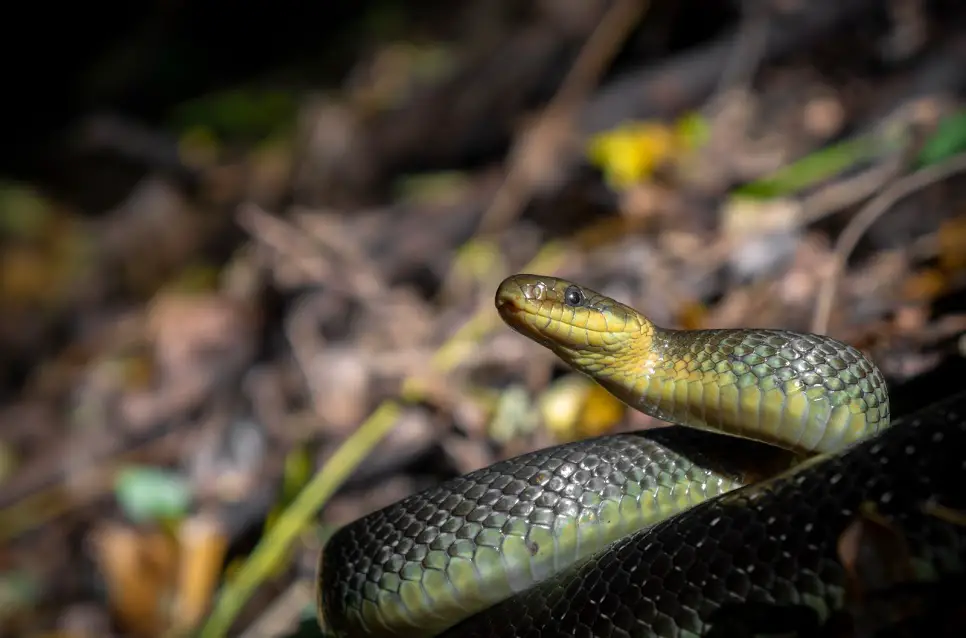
[319,429,776,638]
[584,327,890,455]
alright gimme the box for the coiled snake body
[318,274,966,637]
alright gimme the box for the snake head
[495,274,654,377]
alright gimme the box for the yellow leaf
[451,238,501,284]
[575,383,626,439]
[587,122,679,188]
[539,376,589,441]
[179,126,221,169]
[938,214,966,273]
[676,300,709,331]
[539,375,626,441]
[901,268,947,303]
[587,114,708,190]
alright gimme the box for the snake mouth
[494,286,566,353]
[494,277,538,323]
[494,295,525,327]
[495,297,543,343]
[494,293,522,312]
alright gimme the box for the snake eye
[563,285,584,307]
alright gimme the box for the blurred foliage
[262,446,315,578]
[734,135,891,200]
[586,105,966,201]
[0,183,96,314]
[162,263,224,295]
[169,88,300,144]
[393,170,473,205]
[938,215,966,273]
[586,114,709,188]
[735,107,966,201]
[0,441,14,485]
[0,182,52,239]
[488,385,539,444]
[0,570,39,619]
[114,466,193,525]
[916,109,966,167]
[539,375,625,441]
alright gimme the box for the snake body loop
[315,274,946,638]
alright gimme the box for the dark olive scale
[438,392,966,637]
[319,428,796,638]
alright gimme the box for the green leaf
[168,88,298,142]
[114,466,193,523]
[0,181,52,239]
[0,570,40,614]
[674,112,710,150]
[733,135,886,200]
[916,110,966,167]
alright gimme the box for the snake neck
[564,325,890,456]
[570,324,699,426]
[554,321,687,425]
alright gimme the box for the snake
[317,273,966,637]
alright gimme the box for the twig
[237,203,334,285]
[798,157,906,225]
[552,0,650,108]
[434,0,648,309]
[197,242,568,638]
[714,2,771,94]
[580,0,882,135]
[293,211,390,301]
[285,292,337,425]
[687,2,773,195]
[811,152,966,334]
[473,0,650,237]
[239,203,389,301]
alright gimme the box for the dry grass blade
[472,0,650,237]
[811,152,966,335]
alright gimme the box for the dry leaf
[91,523,178,638]
[172,514,229,634]
[937,214,966,273]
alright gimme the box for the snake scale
[317,274,966,637]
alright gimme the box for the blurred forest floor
[3,1,966,636]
